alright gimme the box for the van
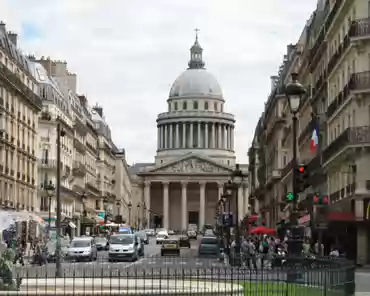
[67,236,97,261]
[108,234,139,262]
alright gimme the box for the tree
[0,249,22,291]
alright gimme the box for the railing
[350,18,370,38]
[323,126,370,163]
[5,254,355,295]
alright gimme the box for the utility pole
[55,121,62,277]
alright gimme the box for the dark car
[137,231,149,244]
[95,237,109,251]
[179,235,191,248]
[198,236,220,258]
[161,238,180,256]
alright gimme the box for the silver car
[67,237,97,261]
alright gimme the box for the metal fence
[2,255,356,295]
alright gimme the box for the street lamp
[128,201,132,225]
[137,203,141,229]
[143,202,147,228]
[116,200,121,223]
[81,193,87,235]
[45,180,55,229]
[221,185,232,258]
[103,197,108,224]
[284,73,306,224]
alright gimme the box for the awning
[69,221,77,228]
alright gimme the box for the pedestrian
[13,238,25,266]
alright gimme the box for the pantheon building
[130,35,249,231]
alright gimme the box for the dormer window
[193,101,198,110]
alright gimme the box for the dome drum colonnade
[156,31,235,154]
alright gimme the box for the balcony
[0,64,42,109]
[86,181,100,195]
[40,136,50,143]
[74,138,86,154]
[40,111,52,121]
[350,18,370,40]
[38,159,57,169]
[323,126,370,164]
[327,34,350,76]
[72,161,86,178]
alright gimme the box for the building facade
[249,0,370,264]
[130,35,249,231]
[0,23,42,212]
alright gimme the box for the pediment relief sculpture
[155,158,230,174]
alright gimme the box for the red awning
[250,226,276,235]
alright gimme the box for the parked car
[179,235,191,248]
[108,234,139,262]
[46,238,70,262]
[198,236,220,258]
[187,229,197,240]
[137,231,149,244]
[204,229,215,237]
[95,236,109,251]
[168,230,175,235]
[161,238,180,256]
[145,229,155,236]
[156,232,169,244]
[67,236,97,262]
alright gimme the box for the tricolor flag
[310,126,319,153]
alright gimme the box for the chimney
[270,76,278,91]
[93,105,103,117]
[8,32,17,46]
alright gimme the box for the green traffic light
[287,192,294,201]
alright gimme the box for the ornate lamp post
[143,202,147,228]
[103,197,109,225]
[116,200,121,223]
[81,193,87,235]
[284,73,306,225]
[221,185,232,258]
[128,201,132,225]
[45,180,55,229]
[137,203,141,229]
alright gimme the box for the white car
[168,230,175,235]
[156,232,169,244]
[187,229,197,240]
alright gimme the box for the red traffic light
[313,195,319,203]
[323,195,329,204]
[298,166,305,173]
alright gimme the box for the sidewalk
[5,278,244,295]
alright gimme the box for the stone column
[157,126,160,150]
[190,122,193,148]
[181,181,188,230]
[218,182,223,200]
[175,123,180,148]
[205,123,208,148]
[163,181,169,229]
[231,126,234,151]
[164,125,168,149]
[211,123,215,148]
[218,124,222,149]
[169,124,173,148]
[223,125,227,149]
[197,122,201,148]
[238,185,244,219]
[182,123,186,148]
[144,181,151,227]
[243,185,249,215]
[199,181,206,229]
[160,126,164,149]
[227,125,231,150]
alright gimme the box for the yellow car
[161,238,180,256]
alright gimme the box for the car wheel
[109,259,112,262]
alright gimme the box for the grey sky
[2,0,318,164]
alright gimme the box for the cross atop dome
[188,28,205,69]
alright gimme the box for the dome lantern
[188,28,205,69]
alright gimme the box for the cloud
[2,0,318,164]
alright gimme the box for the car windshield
[201,238,218,245]
[119,229,131,234]
[138,232,147,238]
[95,237,106,243]
[110,235,134,245]
[164,240,178,245]
[158,234,167,238]
[71,240,90,248]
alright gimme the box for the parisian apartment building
[0,22,134,236]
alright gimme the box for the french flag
[310,126,319,153]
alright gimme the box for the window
[204,102,208,110]
[214,102,218,111]
[174,102,178,110]
[168,103,171,112]
[193,101,198,110]
[183,101,187,110]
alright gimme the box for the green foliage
[0,249,21,291]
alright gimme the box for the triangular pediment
[146,154,233,174]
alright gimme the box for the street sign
[222,213,233,227]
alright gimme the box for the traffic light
[313,193,329,206]
[286,192,294,202]
[296,164,309,192]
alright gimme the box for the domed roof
[169,69,223,98]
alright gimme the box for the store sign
[298,214,310,225]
